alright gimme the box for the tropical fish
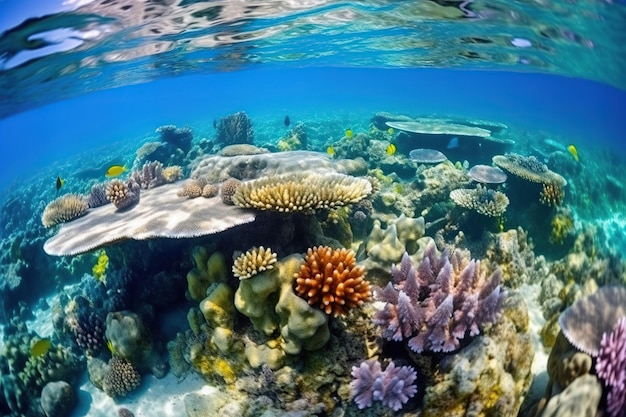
[30,338,51,357]
[345,129,353,139]
[105,165,127,177]
[284,115,291,127]
[447,137,459,149]
[56,176,65,191]
[387,127,394,135]
[326,146,336,156]
[567,144,579,162]
[386,143,397,156]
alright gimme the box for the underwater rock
[540,374,602,417]
[40,381,77,417]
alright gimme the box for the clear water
[0,1,625,417]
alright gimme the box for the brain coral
[450,185,509,217]
[232,246,277,279]
[295,246,371,316]
[42,194,89,227]
[232,172,372,213]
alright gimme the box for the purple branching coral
[374,241,507,353]
[350,360,418,411]
[596,316,626,417]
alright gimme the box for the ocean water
[1,1,625,417]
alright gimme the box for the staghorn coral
[130,161,166,189]
[374,241,506,353]
[106,179,140,210]
[558,286,626,356]
[42,194,89,227]
[177,179,204,199]
[215,111,254,145]
[102,356,141,399]
[540,181,565,206]
[450,184,509,217]
[596,316,626,417]
[232,246,277,280]
[162,165,183,183]
[221,178,241,205]
[232,172,372,213]
[295,246,372,317]
[350,359,418,411]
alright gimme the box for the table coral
[294,246,371,317]
[374,241,506,353]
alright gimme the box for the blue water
[1,67,625,192]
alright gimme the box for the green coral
[186,246,229,302]
[550,211,574,244]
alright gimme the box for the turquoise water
[1,1,625,417]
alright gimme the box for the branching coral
[596,317,626,417]
[374,241,506,353]
[130,161,166,189]
[550,210,574,244]
[232,172,372,213]
[540,181,565,207]
[215,111,254,145]
[294,246,371,317]
[350,359,418,411]
[42,194,89,227]
[86,183,109,208]
[106,179,141,209]
[232,246,277,280]
[450,185,509,217]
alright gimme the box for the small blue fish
[447,137,459,149]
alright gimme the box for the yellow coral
[92,250,109,283]
[232,246,277,280]
[550,212,574,244]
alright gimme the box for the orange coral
[295,246,371,317]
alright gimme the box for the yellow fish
[107,339,115,354]
[567,144,579,162]
[345,129,353,139]
[30,338,51,357]
[386,143,396,156]
[56,176,65,191]
[326,146,335,156]
[387,127,394,135]
[105,165,127,177]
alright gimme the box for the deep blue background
[1,67,625,192]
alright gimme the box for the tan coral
[540,181,565,207]
[295,246,371,317]
[162,165,183,183]
[202,184,219,198]
[221,178,241,205]
[450,185,509,217]
[42,194,89,227]
[232,246,278,280]
[232,172,372,213]
[177,179,204,199]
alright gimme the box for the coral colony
[1,112,625,417]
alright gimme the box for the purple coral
[374,241,506,353]
[596,316,626,417]
[350,360,418,411]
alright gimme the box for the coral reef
[156,124,193,154]
[130,161,166,189]
[86,183,110,208]
[215,111,254,145]
[540,181,565,207]
[177,179,204,199]
[468,164,507,184]
[294,246,372,317]
[232,246,277,280]
[492,153,566,186]
[450,185,509,217]
[105,179,141,210]
[202,184,218,198]
[349,360,418,411]
[374,241,506,353]
[105,311,153,366]
[232,172,372,213]
[162,165,183,182]
[219,144,268,156]
[549,209,574,245]
[186,246,229,302]
[41,194,89,227]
